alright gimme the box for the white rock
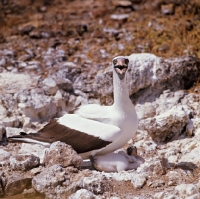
[0,148,11,164]
[137,160,164,176]
[154,191,180,199]
[2,116,20,128]
[18,143,47,164]
[18,94,57,122]
[0,73,38,94]
[0,105,7,119]
[79,176,106,195]
[69,189,96,199]
[139,105,191,142]
[179,146,200,165]
[175,184,200,198]
[6,127,24,138]
[22,117,32,128]
[42,77,58,95]
[131,174,147,189]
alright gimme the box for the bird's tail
[7,132,50,147]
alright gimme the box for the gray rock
[10,154,40,171]
[5,173,32,196]
[44,141,82,168]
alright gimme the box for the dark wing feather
[8,119,111,154]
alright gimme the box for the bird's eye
[125,58,129,65]
[113,59,117,65]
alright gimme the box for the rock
[186,119,194,136]
[112,0,132,7]
[110,14,130,21]
[0,105,7,119]
[0,126,5,141]
[10,154,40,171]
[79,175,108,195]
[0,149,11,164]
[32,164,78,198]
[44,141,82,168]
[5,127,24,138]
[147,179,165,188]
[22,188,37,198]
[42,77,58,95]
[69,189,97,199]
[5,173,32,196]
[18,143,47,164]
[29,29,42,38]
[154,191,179,199]
[139,105,191,142]
[0,173,6,196]
[155,90,186,115]
[137,159,165,176]
[175,184,200,198]
[20,25,35,35]
[18,92,57,122]
[2,117,20,128]
[161,4,175,15]
[22,117,32,128]
[131,174,147,189]
[0,73,38,94]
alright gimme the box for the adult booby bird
[8,56,138,160]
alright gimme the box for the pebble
[161,4,175,15]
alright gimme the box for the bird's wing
[74,104,111,123]
[8,114,121,154]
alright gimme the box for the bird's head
[112,56,129,80]
[127,145,137,156]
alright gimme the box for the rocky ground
[0,0,200,198]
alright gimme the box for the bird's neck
[113,73,131,109]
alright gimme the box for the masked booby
[8,56,138,159]
[90,145,145,172]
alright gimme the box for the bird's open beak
[113,57,129,80]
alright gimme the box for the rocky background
[0,0,200,198]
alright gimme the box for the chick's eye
[113,59,117,65]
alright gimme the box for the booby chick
[90,145,145,172]
[8,56,138,160]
